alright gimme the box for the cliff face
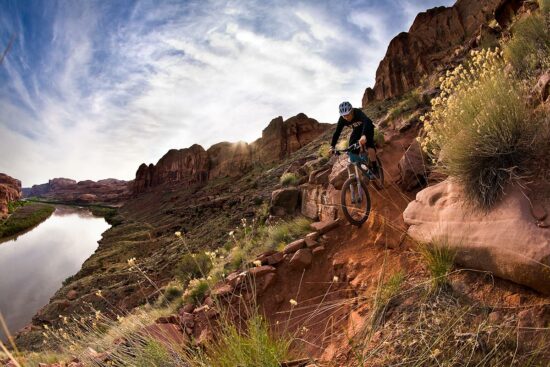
[363,0,519,104]
[133,113,330,194]
[0,173,22,219]
[23,178,131,204]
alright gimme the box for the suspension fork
[347,164,363,202]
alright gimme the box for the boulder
[270,187,301,216]
[533,71,550,103]
[249,265,276,277]
[397,140,429,192]
[300,184,322,220]
[309,168,331,185]
[283,239,306,254]
[310,219,341,235]
[290,248,313,270]
[403,180,550,294]
[328,156,349,190]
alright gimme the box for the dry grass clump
[420,48,540,210]
[418,239,456,292]
[279,172,299,187]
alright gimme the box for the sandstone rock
[310,219,341,235]
[329,156,350,190]
[258,272,277,294]
[66,290,78,301]
[397,140,429,191]
[300,184,322,220]
[312,246,325,255]
[207,141,254,179]
[305,232,319,248]
[155,315,179,324]
[366,0,513,101]
[283,239,306,254]
[517,305,550,355]
[362,87,376,107]
[533,71,550,103]
[23,177,130,204]
[211,284,233,298]
[309,168,331,185]
[0,173,21,219]
[249,265,276,277]
[403,180,550,294]
[266,251,284,265]
[290,248,313,270]
[270,187,301,216]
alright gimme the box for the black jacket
[330,108,375,149]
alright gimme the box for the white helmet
[339,101,352,116]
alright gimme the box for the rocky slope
[0,173,21,219]
[23,178,131,205]
[133,113,330,194]
[362,0,525,105]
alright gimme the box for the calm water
[0,206,110,341]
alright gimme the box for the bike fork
[347,165,363,204]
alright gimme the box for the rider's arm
[359,111,375,147]
[330,119,344,148]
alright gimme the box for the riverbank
[0,203,55,241]
[26,198,122,226]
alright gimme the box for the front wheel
[341,176,371,226]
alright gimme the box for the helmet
[339,101,352,116]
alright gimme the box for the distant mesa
[22,177,131,205]
[0,173,22,219]
[133,113,330,195]
[363,0,520,105]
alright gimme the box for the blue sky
[0,0,453,186]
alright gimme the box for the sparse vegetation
[418,239,456,291]
[89,206,122,226]
[0,203,55,239]
[265,217,311,250]
[318,143,332,159]
[372,271,406,328]
[7,200,26,214]
[279,172,299,187]
[386,90,425,120]
[183,278,210,305]
[373,128,385,147]
[504,12,550,76]
[175,252,213,285]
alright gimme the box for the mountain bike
[335,143,384,226]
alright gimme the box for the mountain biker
[329,101,379,175]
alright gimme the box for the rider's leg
[367,147,379,175]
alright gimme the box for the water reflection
[0,206,110,341]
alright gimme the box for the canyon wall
[133,113,330,194]
[23,178,131,204]
[363,0,521,105]
[0,173,22,219]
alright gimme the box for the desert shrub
[387,90,424,120]
[503,12,550,76]
[372,271,406,328]
[175,252,213,285]
[418,239,456,291]
[336,139,349,151]
[373,128,385,147]
[317,143,332,159]
[7,200,26,214]
[204,312,291,367]
[183,278,210,305]
[0,203,55,238]
[279,172,299,187]
[135,339,176,367]
[420,48,538,210]
[266,217,311,250]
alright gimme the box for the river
[0,206,110,342]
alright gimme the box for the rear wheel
[341,176,371,226]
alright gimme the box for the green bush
[418,240,456,292]
[266,217,311,250]
[279,172,299,187]
[175,253,213,284]
[386,90,424,120]
[7,200,26,214]
[135,339,176,367]
[317,143,332,159]
[204,312,291,367]
[374,128,385,147]
[183,278,210,305]
[504,13,550,76]
[0,203,55,238]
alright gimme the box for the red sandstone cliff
[23,178,131,204]
[363,0,523,105]
[0,173,22,219]
[133,113,330,194]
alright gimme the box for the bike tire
[341,177,371,226]
[371,156,385,190]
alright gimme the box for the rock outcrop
[0,173,22,219]
[403,180,550,294]
[363,0,525,104]
[23,177,131,204]
[133,113,330,194]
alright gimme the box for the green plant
[266,217,311,250]
[373,128,385,147]
[7,200,26,214]
[503,12,550,76]
[418,240,456,291]
[183,278,210,305]
[0,203,55,238]
[279,172,299,187]
[386,90,424,120]
[421,48,538,210]
[317,143,332,159]
[204,312,291,367]
[175,253,213,285]
[135,339,176,367]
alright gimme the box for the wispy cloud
[0,0,453,186]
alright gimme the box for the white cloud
[0,0,453,186]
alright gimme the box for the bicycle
[334,143,384,226]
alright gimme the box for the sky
[0,0,453,186]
